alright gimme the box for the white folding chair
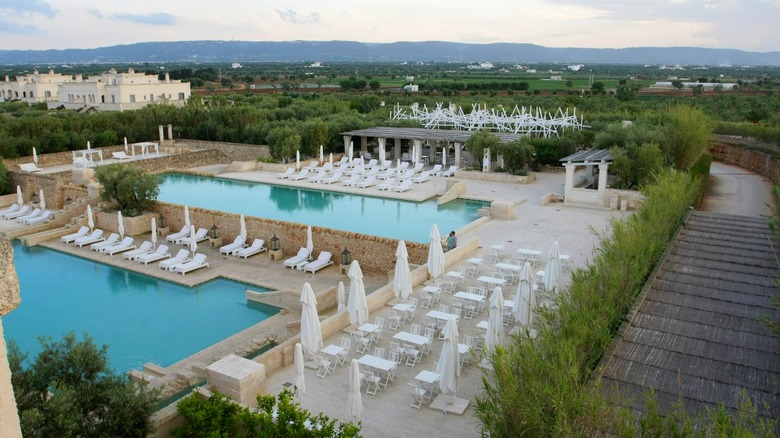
[409,383,426,410]
[315,354,335,379]
[365,371,381,396]
[387,310,402,331]
[404,344,421,367]
[410,323,421,335]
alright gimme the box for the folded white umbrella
[319,145,324,164]
[427,224,445,279]
[337,281,346,312]
[183,205,190,229]
[436,318,460,396]
[239,214,247,241]
[347,260,368,326]
[348,359,363,419]
[87,141,91,150]
[294,343,305,397]
[117,210,124,238]
[32,147,38,165]
[306,225,313,255]
[543,242,562,295]
[485,286,504,352]
[124,137,128,153]
[513,262,535,326]
[16,185,22,205]
[296,150,301,170]
[87,205,94,230]
[442,145,447,167]
[38,189,45,211]
[300,282,323,354]
[393,240,413,301]
[189,224,197,253]
[151,217,157,250]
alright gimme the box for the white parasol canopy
[513,262,535,326]
[427,224,445,279]
[117,210,124,238]
[543,242,562,296]
[188,225,197,253]
[183,205,191,229]
[436,318,461,395]
[296,150,301,171]
[87,205,94,231]
[16,185,22,205]
[38,189,45,210]
[337,281,346,312]
[32,147,38,165]
[393,240,413,301]
[239,214,247,241]
[151,217,157,249]
[300,282,323,354]
[306,225,313,255]
[485,286,505,352]
[347,260,368,326]
[294,343,305,397]
[348,359,363,419]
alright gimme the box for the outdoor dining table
[495,262,522,272]
[425,310,459,321]
[393,331,431,348]
[476,320,489,330]
[477,275,506,287]
[504,300,515,310]
[415,370,440,385]
[445,270,465,280]
[516,248,542,258]
[358,323,381,342]
[321,344,347,366]
[393,302,414,321]
[453,291,486,304]
[358,354,398,373]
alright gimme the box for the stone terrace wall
[176,139,270,162]
[7,172,73,210]
[152,203,429,273]
[710,136,780,184]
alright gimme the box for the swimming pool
[3,241,278,373]
[157,174,488,243]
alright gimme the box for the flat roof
[560,149,612,163]
[341,127,524,143]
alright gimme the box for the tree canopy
[94,164,161,216]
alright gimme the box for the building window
[29,91,34,98]
[129,94,135,103]
[111,95,116,103]
[150,94,154,102]
[45,91,51,98]
[178,92,185,100]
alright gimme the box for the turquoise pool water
[3,241,278,373]
[157,174,488,243]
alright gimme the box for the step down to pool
[143,362,168,378]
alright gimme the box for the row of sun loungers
[0,205,54,225]
[277,163,458,193]
[281,247,334,273]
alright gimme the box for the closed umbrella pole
[189,225,197,253]
[294,343,305,397]
[16,185,22,205]
[300,282,323,355]
[306,225,313,255]
[87,205,94,231]
[348,359,362,419]
[117,210,124,239]
[239,214,247,241]
[337,281,346,312]
[184,205,190,229]
[348,260,368,326]
[394,240,413,301]
[151,217,157,250]
[38,190,45,211]
[427,224,445,280]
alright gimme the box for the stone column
[454,142,462,168]
[483,148,491,173]
[167,124,173,140]
[158,125,164,144]
[564,163,575,199]
[598,162,610,205]
[360,136,368,157]
[342,135,351,155]
[394,138,402,162]
[413,139,423,163]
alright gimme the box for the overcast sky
[1,0,778,52]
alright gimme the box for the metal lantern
[209,224,219,239]
[341,247,352,265]
[65,195,72,206]
[31,192,39,205]
[270,234,280,251]
[158,214,167,229]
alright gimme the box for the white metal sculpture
[390,102,587,138]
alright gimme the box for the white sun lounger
[377,168,395,180]
[137,244,170,264]
[412,171,431,184]
[376,178,396,191]
[122,241,153,260]
[19,163,42,173]
[430,164,443,176]
[0,204,21,216]
[177,228,208,245]
[321,171,344,184]
[341,174,361,187]
[236,239,266,258]
[219,235,246,255]
[1,205,30,219]
[160,249,190,270]
[390,180,414,193]
[75,229,105,247]
[14,208,42,222]
[283,247,311,269]
[91,233,119,251]
[165,225,190,243]
[441,165,458,177]
[355,175,377,188]
[289,168,310,181]
[303,251,334,273]
[112,151,132,160]
[307,170,329,183]
[276,167,295,179]
[61,226,90,243]
[173,253,209,275]
[398,169,415,181]
[102,237,135,255]
[22,210,53,225]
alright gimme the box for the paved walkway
[699,161,774,217]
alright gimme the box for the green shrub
[0,158,10,195]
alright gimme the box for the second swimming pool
[157,174,489,243]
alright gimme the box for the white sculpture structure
[391,102,587,138]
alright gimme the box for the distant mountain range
[1,40,779,66]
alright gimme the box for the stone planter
[95,210,158,236]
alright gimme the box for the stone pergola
[560,149,613,206]
[340,127,523,167]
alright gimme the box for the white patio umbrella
[337,281,346,312]
[87,141,91,150]
[306,225,313,255]
[32,147,38,165]
[294,343,306,397]
[150,217,157,250]
[396,158,401,179]
[117,210,124,239]
[16,185,22,205]
[124,137,129,153]
[87,205,94,231]
[296,150,301,171]
[348,141,354,162]
[393,240,413,301]
[348,359,363,419]
[427,224,445,280]
[436,318,460,396]
[300,282,323,354]
[188,224,197,253]
[485,286,505,352]
[442,145,447,167]
[183,205,191,228]
[543,242,562,296]
[239,214,247,241]
[329,152,333,166]
[319,145,324,164]
[379,144,385,163]
[347,260,368,326]
[513,262,535,326]
[38,189,45,210]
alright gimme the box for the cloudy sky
[0,0,778,52]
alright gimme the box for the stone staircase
[14,196,103,245]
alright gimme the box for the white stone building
[1,69,78,104]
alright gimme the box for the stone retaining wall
[710,138,780,184]
[176,139,270,162]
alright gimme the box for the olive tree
[267,125,301,163]
[465,130,501,167]
[660,105,712,170]
[497,140,535,175]
[94,164,161,217]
